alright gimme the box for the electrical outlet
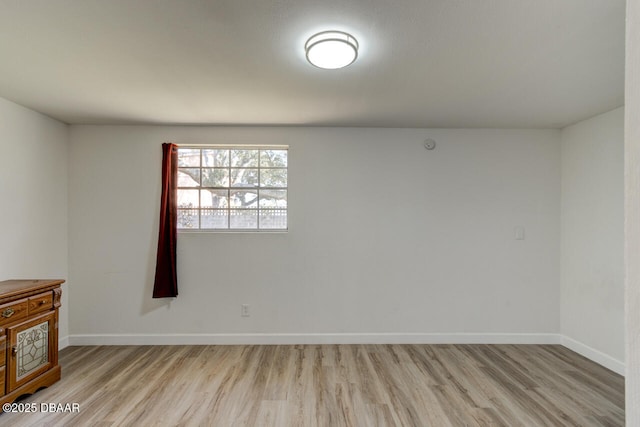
[241,304,250,317]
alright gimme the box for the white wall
[560,108,624,372]
[0,97,69,345]
[626,0,640,422]
[68,126,560,343]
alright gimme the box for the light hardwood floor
[0,344,624,426]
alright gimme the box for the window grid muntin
[177,147,287,231]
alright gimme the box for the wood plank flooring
[0,344,624,426]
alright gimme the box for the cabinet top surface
[0,279,65,299]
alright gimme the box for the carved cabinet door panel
[6,311,55,392]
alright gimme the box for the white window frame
[176,144,288,232]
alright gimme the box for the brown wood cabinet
[0,279,64,409]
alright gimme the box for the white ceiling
[0,0,625,128]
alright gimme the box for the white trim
[560,335,625,375]
[178,229,288,234]
[65,333,625,376]
[178,144,289,149]
[68,332,561,346]
[59,336,69,350]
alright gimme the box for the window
[177,146,288,231]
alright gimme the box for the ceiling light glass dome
[305,31,359,69]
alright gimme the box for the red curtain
[153,143,178,298]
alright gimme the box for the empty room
[1,0,639,425]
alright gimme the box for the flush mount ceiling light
[305,31,359,69]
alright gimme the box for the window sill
[177,229,288,234]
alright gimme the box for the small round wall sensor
[424,139,436,150]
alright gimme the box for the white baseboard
[68,332,561,346]
[560,335,625,375]
[59,336,69,350]
[65,333,625,376]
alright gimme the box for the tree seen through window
[177,147,287,230]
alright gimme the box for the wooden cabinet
[0,279,64,408]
